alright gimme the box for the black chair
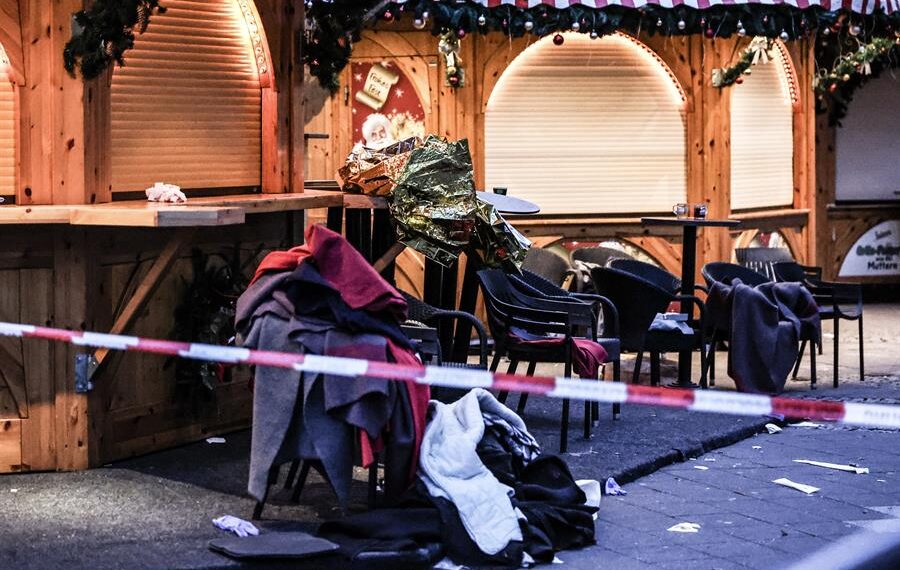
[478,269,619,453]
[702,262,818,389]
[592,266,708,388]
[400,291,489,370]
[701,262,770,288]
[508,269,622,423]
[608,259,711,297]
[570,247,634,293]
[571,246,632,267]
[773,261,864,387]
[522,247,575,288]
[735,247,794,281]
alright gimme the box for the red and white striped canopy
[476,0,897,15]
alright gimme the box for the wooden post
[698,36,733,272]
[20,0,110,205]
[290,0,305,193]
[52,228,100,470]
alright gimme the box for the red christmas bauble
[736,77,744,84]
[553,33,565,45]
[705,28,715,38]
[383,10,393,22]
[448,75,460,87]
[828,83,838,93]
[457,28,466,38]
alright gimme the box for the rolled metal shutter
[730,47,794,211]
[0,48,14,198]
[485,33,687,215]
[111,0,262,193]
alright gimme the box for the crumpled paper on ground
[212,515,259,538]
[146,182,186,203]
[667,522,701,533]
[604,477,627,496]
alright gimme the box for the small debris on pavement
[791,422,823,428]
[793,459,869,474]
[605,477,627,496]
[212,515,259,538]
[694,465,710,470]
[703,457,717,462]
[772,478,820,495]
[9,489,17,493]
[877,479,887,483]
[667,522,701,533]
[765,423,783,434]
[752,446,762,450]
[206,437,227,444]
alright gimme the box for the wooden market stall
[0,0,348,473]
[306,26,817,286]
[0,0,896,474]
[304,2,896,291]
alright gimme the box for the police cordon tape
[1,320,899,430]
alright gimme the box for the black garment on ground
[480,433,597,563]
[319,432,597,567]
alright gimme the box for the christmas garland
[64,0,165,79]
[814,37,899,125]
[438,31,465,88]
[712,37,776,87]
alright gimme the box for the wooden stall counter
[0,191,346,228]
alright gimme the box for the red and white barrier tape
[1,321,899,430]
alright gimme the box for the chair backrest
[517,269,570,299]
[522,248,571,287]
[772,261,823,284]
[400,291,487,368]
[609,259,681,294]
[591,266,672,351]
[701,262,769,288]
[571,246,632,267]
[735,247,794,281]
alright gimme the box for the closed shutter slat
[731,48,794,211]
[0,47,13,196]
[111,0,261,192]
[484,33,687,215]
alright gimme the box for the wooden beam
[92,229,197,372]
[373,242,405,273]
[0,336,27,418]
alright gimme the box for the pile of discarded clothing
[234,225,596,567]
[706,279,820,394]
[235,224,429,506]
[318,389,599,567]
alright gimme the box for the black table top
[477,192,541,215]
[641,217,741,228]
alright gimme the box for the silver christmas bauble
[677,19,686,30]
[524,20,534,31]
[478,15,486,26]
[780,30,789,41]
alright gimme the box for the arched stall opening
[730,41,799,212]
[109,0,271,196]
[483,32,688,215]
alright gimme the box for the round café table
[641,216,741,388]
[476,191,541,215]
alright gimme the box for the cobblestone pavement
[559,422,900,569]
